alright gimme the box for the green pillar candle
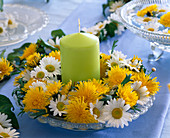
[60,33,100,84]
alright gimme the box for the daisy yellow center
[57,102,65,111]
[0,27,3,33]
[111,62,118,67]
[45,65,55,72]
[0,132,10,137]
[159,9,166,12]
[36,71,45,79]
[143,18,151,22]
[99,24,104,29]
[8,19,13,25]
[93,107,100,118]
[119,58,123,61]
[134,90,140,100]
[112,108,123,119]
[148,28,154,31]
[168,30,170,34]
[88,32,93,34]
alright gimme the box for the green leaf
[102,3,109,17]
[0,49,5,58]
[100,95,112,101]
[0,94,19,129]
[111,40,118,54]
[0,0,3,12]
[7,43,31,65]
[121,74,132,86]
[30,109,48,119]
[37,38,58,52]
[51,29,65,38]
[105,22,117,37]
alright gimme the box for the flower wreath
[10,29,160,129]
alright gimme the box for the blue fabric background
[0,1,170,138]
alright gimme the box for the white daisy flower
[109,1,124,12]
[0,113,12,128]
[49,95,68,116]
[40,56,61,77]
[31,66,48,80]
[0,125,19,138]
[136,17,158,24]
[29,80,47,91]
[82,26,98,35]
[89,99,105,123]
[95,20,111,31]
[126,59,142,72]
[108,13,125,35]
[143,22,160,32]
[131,81,150,105]
[0,23,6,36]
[101,98,132,128]
[7,14,18,29]
[22,69,31,81]
[107,50,129,68]
[48,36,61,49]
[158,7,170,13]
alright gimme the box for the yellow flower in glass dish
[49,50,61,61]
[137,4,158,17]
[70,80,108,105]
[60,80,72,96]
[22,87,49,113]
[131,70,160,95]
[46,81,63,97]
[100,58,109,79]
[104,66,131,88]
[117,84,138,107]
[20,43,37,60]
[0,58,13,81]
[65,97,97,124]
[159,12,170,27]
[26,52,41,67]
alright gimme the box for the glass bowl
[118,0,170,61]
[0,4,49,47]
[13,94,155,131]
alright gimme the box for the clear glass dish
[0,4,48,47]
[118,0,170,61]
[13,94,155,131]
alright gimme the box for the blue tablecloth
[0,0,170,138]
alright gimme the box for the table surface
[1,0,170,138]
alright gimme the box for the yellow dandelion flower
[104,66,131,88]
[46,81,63,97]
[65,97,97,123]
[90,79,109,94]
[131,71,160,95]
[117,84,138,107]
[21,78,37,92]
[60,80,72,96]
[100,53,111,61]
[137,4,158,17]
[49,50,61,61]
[0,58,13,81]
[26,52,41,67]
[159,12,170,27]
[23,87,49,113]
[69,81,103,105]
[131,55,143,63]
[100,58,109,79]
[20,43,37,60]
[14,70,26,86]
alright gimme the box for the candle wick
[78,18,80,33]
